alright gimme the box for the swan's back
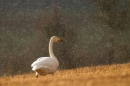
[31,57,59,75]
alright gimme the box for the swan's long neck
[49,39,56,58]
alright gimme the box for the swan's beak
[57,38,64,42]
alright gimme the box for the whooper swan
[31,36,63,78]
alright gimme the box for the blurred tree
[91,0,129,64]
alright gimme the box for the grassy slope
[0,63,130,86]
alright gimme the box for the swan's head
[51,36,63,42]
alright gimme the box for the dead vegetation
[0,63,130,86]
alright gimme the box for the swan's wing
[36,57,44,61]
[31,57,49,67]
[31,57,59,71]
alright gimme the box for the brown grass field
[0,63,130,86]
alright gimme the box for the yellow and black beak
[57,38,64,42]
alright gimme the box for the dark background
[0,0,130,76]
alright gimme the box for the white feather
[31,57,59,71]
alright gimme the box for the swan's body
[31,36,63,78]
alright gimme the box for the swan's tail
[32,65,43,71]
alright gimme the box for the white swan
[31,36,63,78]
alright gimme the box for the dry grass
[0,63,130,86]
